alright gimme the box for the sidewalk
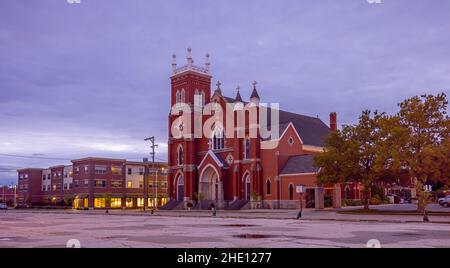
[5,207,450,224]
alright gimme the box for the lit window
[111,181,122,188]
[126,198,133,208]
[137,198,144,207]
[127,181,132,188]
[110,198,121,208]
[94,198,106,208]
[111,166,122,175]
[94,180,106,188]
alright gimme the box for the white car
[438,196,450,207]
[0,203,7,210]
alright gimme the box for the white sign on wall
[296,185,306,194]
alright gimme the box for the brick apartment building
[17,157,168,209]
[0,185,17,206]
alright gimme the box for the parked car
[0,203,7,210]
[438,196,450,207]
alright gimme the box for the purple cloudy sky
[1,0,450,184]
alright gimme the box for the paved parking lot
[1,210,449,248]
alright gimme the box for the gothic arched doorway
[244,174,251,200]
[176,174,184,201]
[199,165,221,201]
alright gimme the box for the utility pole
[144,136,158,212]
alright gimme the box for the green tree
[315,110,390,209]
[63,194,75,207]
[393,93,450,212]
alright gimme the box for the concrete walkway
[5,204,450,224]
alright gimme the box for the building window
[84,165,89,174]
[288,136,294,146]
[137,198,144,207]
[177,145,183,165]
[84,179,89,187]
[42,186,46,191]
[64,172,68,178]
[126,198,133,208]
[139,181,143,188]
[94,198,106,208]
[111,181,122,188]
[94,180,106,188]
[212,126,224,150]
[64,183,68,190]
[24,174,28,179]
[127,181,132,188]
[47,185,51,191]
[47,174,51,180]
[52,185,56,191]
[74,166,80,174]
[95,166,107,174]
[139,168,144,175]
[289,184,294,200]
[110,198,121,208]
[176,90,181,103]
[181,89,185,103]
[127,168,132,175]
[111,166,122,175]
[194,89,205,108]
[266,178,271,195]
[244,137,250,159]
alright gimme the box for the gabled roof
[280,154,319,175]
[198,150,228,169]
[250,87,260,100]
[221,96,330,147]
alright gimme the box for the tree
[315,110,390,209]
[392,93,450,212]
[63,194,75,207]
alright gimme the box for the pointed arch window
[244,137,250,159]
[212,126,224,150]
[194,89,205,108]
[180,89,186,103]
[266,178,271,195]
[177,145,183,165]
[176,90,181,103]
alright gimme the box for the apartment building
[17,157,168,209]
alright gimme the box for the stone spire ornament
[186,47,193,66]
[171,53,177,72]
[205,53,210,71]
[235,85,243,103]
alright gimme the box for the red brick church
[166,49,360,210]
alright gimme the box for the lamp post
[296,185,306,219]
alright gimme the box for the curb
[5,210,450,224]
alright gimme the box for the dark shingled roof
[221,96,330,147]
[235,90,243,102]
[280,154,319,175]
[250,87,260,99]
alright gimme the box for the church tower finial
[205,53,210,71]
[250,80,260,105]
[172,53,177,72]
[187,47,193,66]
[214,80,222,95]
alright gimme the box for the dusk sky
[1,0,449,184]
